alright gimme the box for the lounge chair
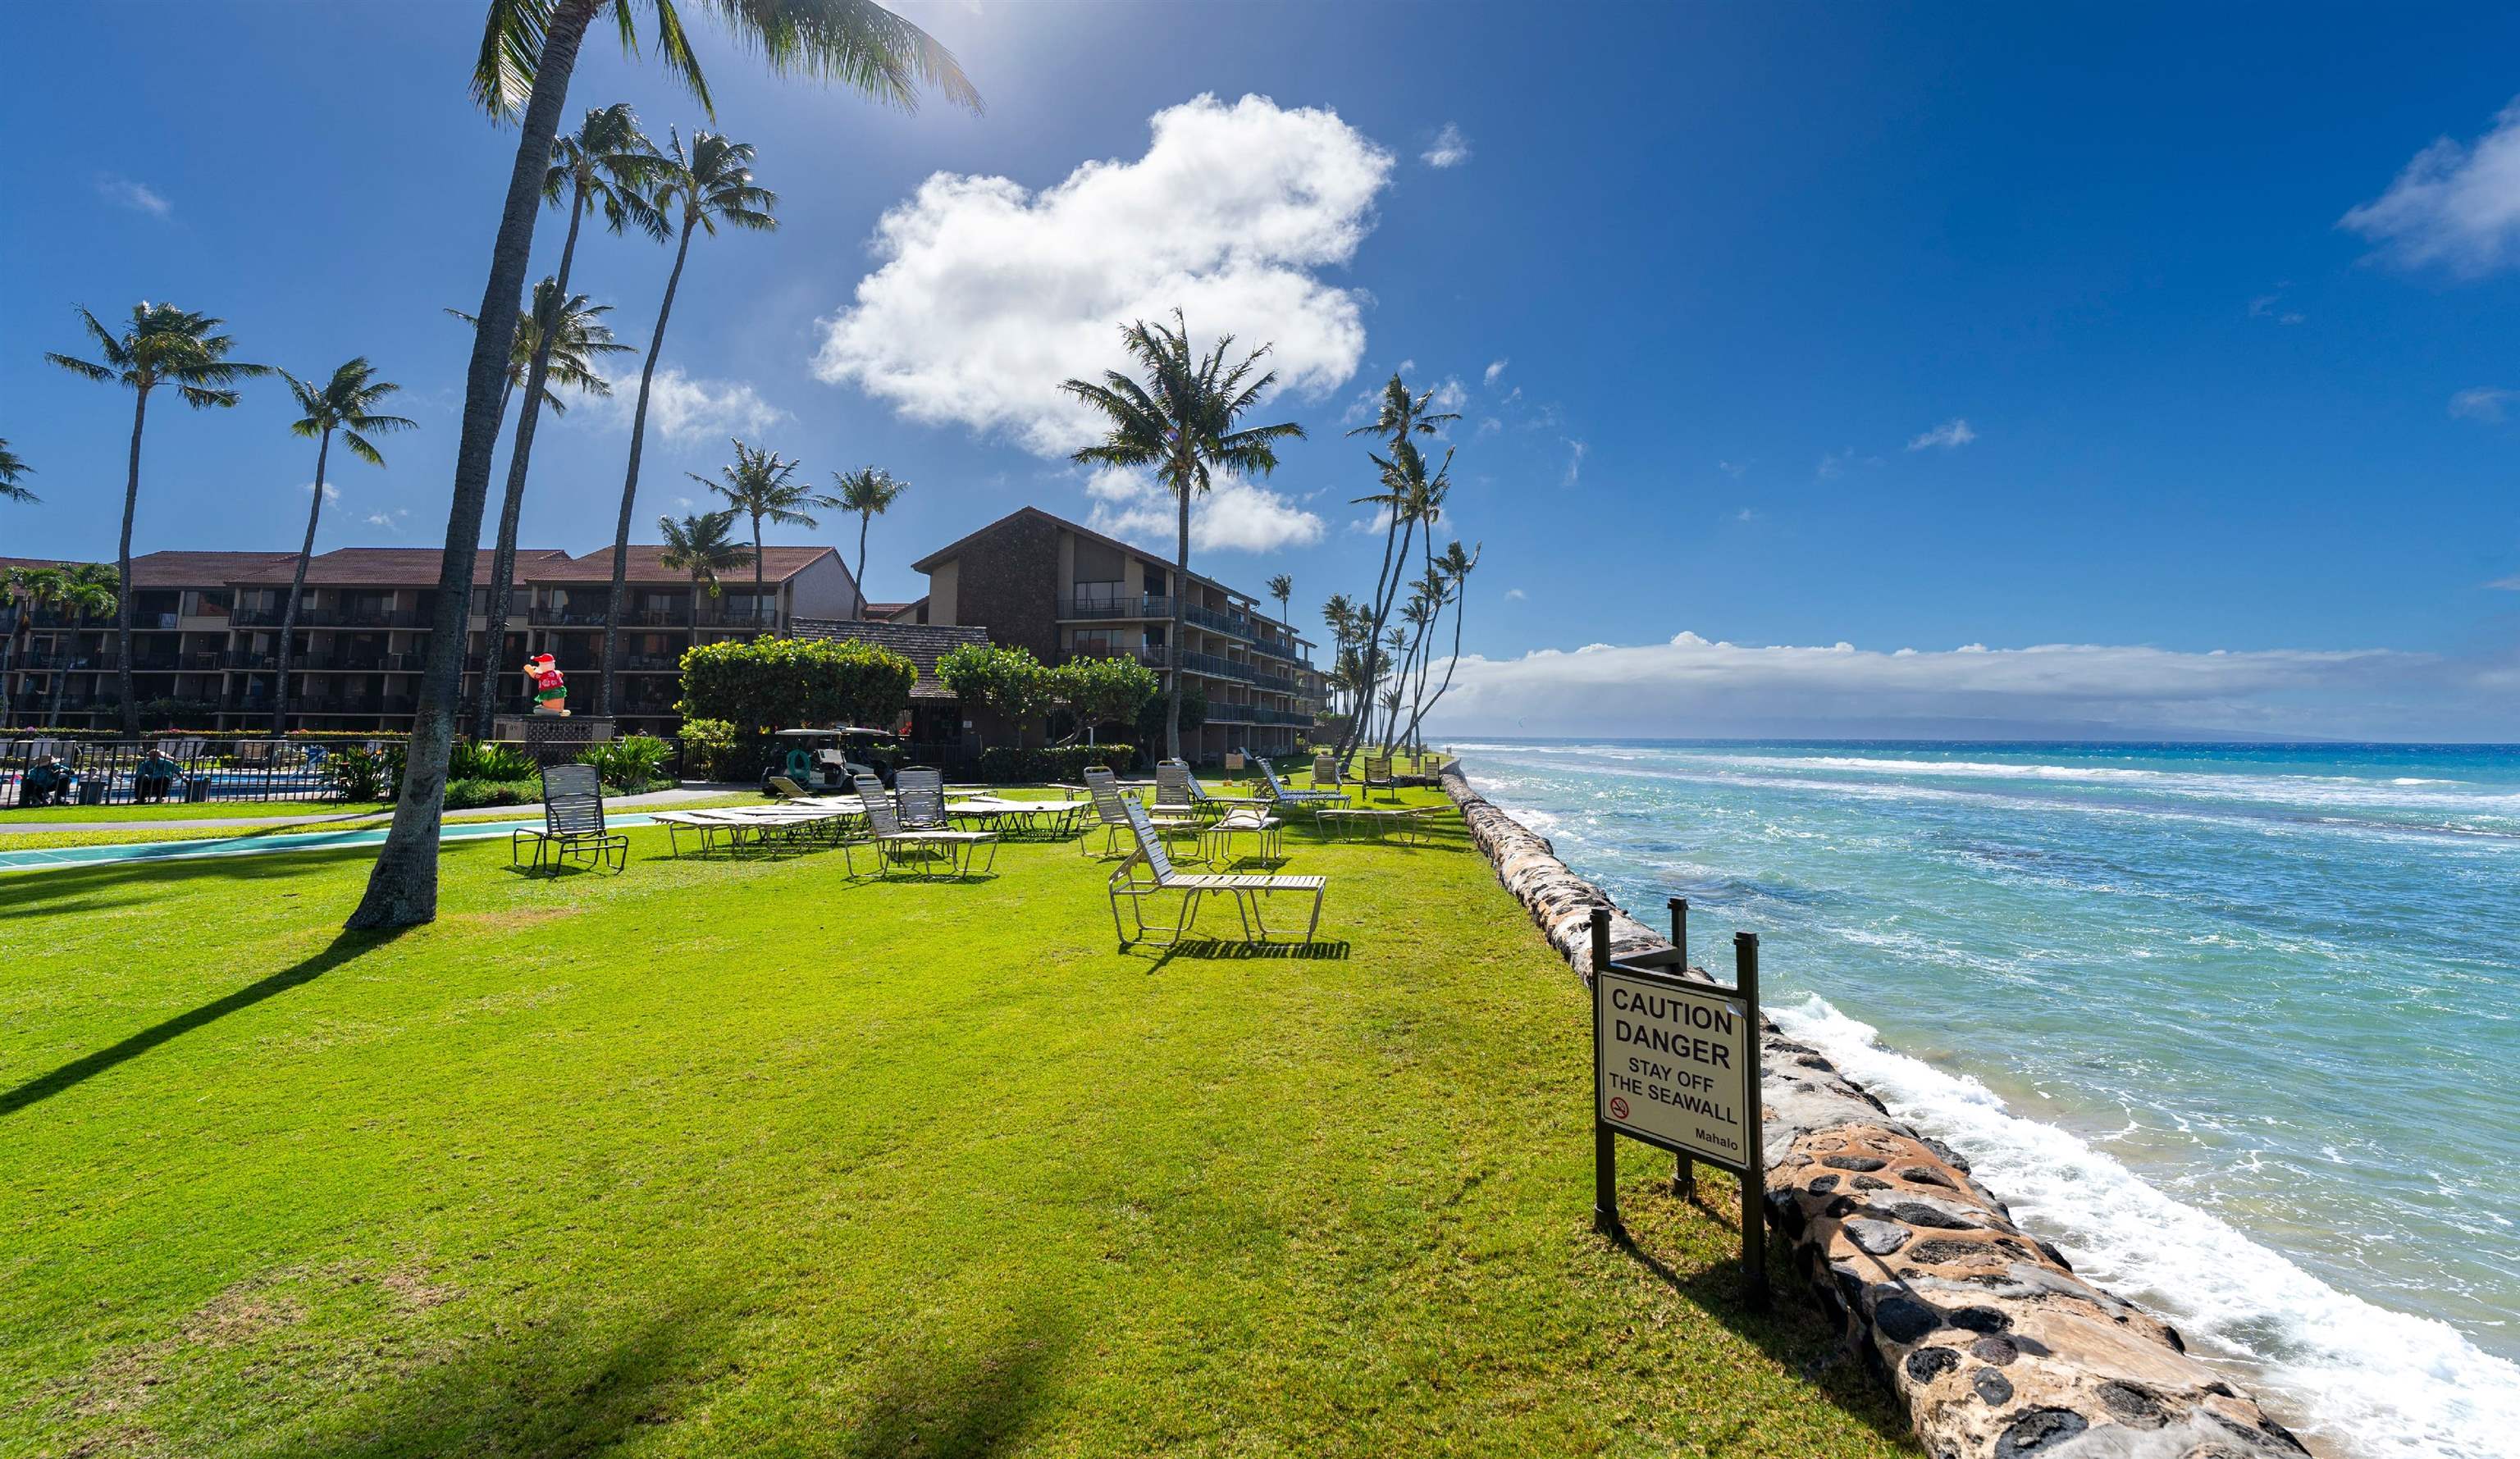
[855,773,997,878]
[893,766,952,830]
[511,763,628,873]
[1249,752,1344,814]
[1363,753,1399,800]
[1311,751,1354,803]
[1156,759,1267,820]
[1108,797,1323,947]
[1080,765,1195,858]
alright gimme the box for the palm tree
[1267,572,1292,623]
[272,360,417,733]
[657,508,752,648]
[1348,439,1452,755]
[599,130,779,716]
[0,440,33,504]
[44,566,119,727]
[350,0,977,931]
[1061,312,1306,759]
[1404,540,1478,747]
[45,303,269,734]
[3,567,66,723]
[694,439,830,600]
[832,465,906,617]
[466,280,635,738]
[1318,591,1358,718]
[1340,376,1454,758]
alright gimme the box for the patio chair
[511,763,629,873]
[1363,753,1399,800]
[1248,752,1344,814]
[855,773,997,878]
[893,766,951,830]
[1107,798,1323,948]
[1311,751,1354,802]
[1156,759,1267,820]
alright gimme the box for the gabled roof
[226,548,569,587]
[789,618,988,700]
[128,550,299,586]
[909,506,1311,640]
[527,545,839,585]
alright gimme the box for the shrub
[973,743,1134,783]
[325,745,403,802]
[580,733,673,791]
[937,643,1052,747]
[443,777,541,810]
[675,717,742,781]
[136,697,221,731]
[450,739,539,781]
[678,636,915,731]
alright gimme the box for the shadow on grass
[1148,938,1354,969]
[0,844,379,919]
[1606,1184,1912,1444]
[838,1300,1069,1458]
[0,926,403,1117]
[260,1297,731,1459]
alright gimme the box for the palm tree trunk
[475,193,590,741]
[1408,582,1470,746]
[47,612,80,727]
[115,386,148,736]
[855,513,872,618]
[602,217,695,718]
[1345,504,1404,759]
[348,0,597,932]
[274,426,331,734]
[1167,472,1189,762]
[752,514,766,595]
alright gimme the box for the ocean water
[1450,740,2520,1459]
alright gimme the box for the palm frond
[473,0,553,117]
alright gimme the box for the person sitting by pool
[134,749,185,803]
[21,755,73,807]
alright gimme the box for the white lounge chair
[856,773,996,878]
[1108,797,1323,947]
[1249,752,1344,814]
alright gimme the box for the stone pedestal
[491,714,616,764]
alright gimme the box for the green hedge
[678,637,915,777]
[974,744,1135,783]
[444,777,541,810]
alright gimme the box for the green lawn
[0,790,1910,1457]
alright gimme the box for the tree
[3,568,66,723]
[658,508,752,644]
[696,440,831,597]
[1267,572,1292,622]
[600,128,778,714]
[1349,438,1451,752]
[0,440,33,504]
[43,566,118,727]
[1340,376,1454,758]
[467,280,636,736]
[937,642,1053,750]
[350,0,979,931]
[1052,652,1157,743]
[1061,312,1305,759]
[1318,591,1359,718]
[832,465,906,616]
[271,360,416,733]
[1403,540,1478,747]
[45,303,269,735]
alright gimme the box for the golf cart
[767,727,902,793]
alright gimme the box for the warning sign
[1594,969,1753,1168]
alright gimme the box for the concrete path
[0,783,750,836]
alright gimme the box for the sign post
[1589,905,1768,1305]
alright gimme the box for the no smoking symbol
[1608,1096,1630,1120]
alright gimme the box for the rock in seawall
[1437,763,2308,1459]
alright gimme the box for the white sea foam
[1774,995,2520,1459]
[1664,751,2520,817]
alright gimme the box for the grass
[0,799,395,823]
[0,786,1911,1457]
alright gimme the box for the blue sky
[7,3,2520,737]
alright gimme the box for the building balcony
[527,605,685,627]
[1066,591,1174,622]
[1180,601,1254,640]
[233,606,426,629]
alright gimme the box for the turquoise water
[1454,740,2519,1459]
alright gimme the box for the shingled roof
[789,618,988,700]
[527,545,838,584]
[225,548,572,586]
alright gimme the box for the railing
[1247,637,1305,665]
[692,604,779,627]
[1068,592,1175,621]
[527,606,683,627]
[232,606,427,629]
[0,734,409,807]
[1180,601,1254,639]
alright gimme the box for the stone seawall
[1437,762,2313,1459]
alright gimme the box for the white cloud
[1420,632,2497,738]
[1083,464,1325,554]
[1422,123,1472,169]
[635,369,789,443]
[1429,376,1468,414]
[97,175,171,218]
[2342,97,2520,276]
[303,481,340,504]
[1504,587,1527,601]
[814,93,1392,455]
[1474,417,1501,437]
[1733,506,1758,522]
[1816,447,1852,480]
[2488,575,2520,590]
[1483,358,1508,385]
[1562,438,1587,487]
[362,508,409,531]
[2449,386,2520,422]
[1907,417,1979,451]
[2248,294,2306,325]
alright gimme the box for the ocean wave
[1774,996,2520,1459]
[1659,751,2520,814]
